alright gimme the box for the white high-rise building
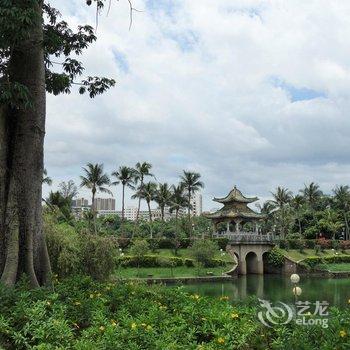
[191,193,202,217]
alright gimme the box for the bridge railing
[212,232,274,244]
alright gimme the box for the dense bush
[267,247,285,267]
[212,238,230,250]
[189,239,218,268]
[0,277,349,349]
[45,216,119,281]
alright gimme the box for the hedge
[118,255,229,268]
[303,255,350,268]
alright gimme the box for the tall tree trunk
[122,185,125,221]
[161,206,164,221]
[136,179,143,222]
[92,189,96,234]
[0,0,52,287]
[147,200,152,222]
[147,200,152,238]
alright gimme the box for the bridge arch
[226,243,272,275]
[246,251,259,274]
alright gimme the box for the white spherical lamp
[292,286,302,296]
[290,273,300,284]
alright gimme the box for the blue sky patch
[112,50,129,73]
[269,76,326,102]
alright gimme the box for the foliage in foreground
[0,277,349,349]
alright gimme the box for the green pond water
[176,275,350,308]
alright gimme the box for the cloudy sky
[44,0,350,211]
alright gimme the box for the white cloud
[44,0,350,210]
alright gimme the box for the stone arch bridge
[223,233,275,275]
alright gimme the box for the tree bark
[122,185,125,221]
[92,189,96,234]
[0,0,51,287]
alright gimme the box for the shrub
[340,240,350,252]
[80,235,119,281]
[212,238,229,250]
[2,277,349,349]
[267,247,285,267]
[117,237,131,249]
[189,240,218,268]
[279,239,289,250]
[314,244,321,255]
[45,217,119,281]
[305,240,316,249]
[316,237,331,250]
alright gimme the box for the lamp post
[290,273,301,304]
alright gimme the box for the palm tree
[169,184,188,220]
[80,163,112,233]
[180,171,204,219]
[132,182,157,237]
[300,182,323,209]
[133,162,154,221]
[42,168,52,186]
[111,166,135,221]
[333,185,350,240]
[291,194,305,235]
[271,186,293,209]
[154,183,172,221]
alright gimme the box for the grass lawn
[115,265,232,279]
[280,249,350,262]
[320,263,350,272]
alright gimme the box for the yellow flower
[201,317,207,321]
[96,293,101,297]
[73,323,80,329]
[131,322,137,330]
[99,326,105,332]
[191,294,200,300]
[141,323,147,327]
[340,330,347,338]
[46,301,51,306]
[231,313,239,319]
[217,337,225,344]
[111,320,117,327]
[106,286,111,291]
[74,301,81,306]
[89,294,94,299]
[146,325,152,331]
[220,296,229,301]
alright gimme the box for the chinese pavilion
[205,186,265,234]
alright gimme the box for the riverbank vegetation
[0,277,349,350]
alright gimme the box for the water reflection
[178,275,350,308]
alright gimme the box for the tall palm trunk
[147,200,152,239]
[92,189,96,234]
[161,206,165,221]
[136,178,143,222]
[0,0,51,287]
[147,200,152,222]
[122,185,125,221]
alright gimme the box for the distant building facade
[190,193,202,217]
[94,198,115,211]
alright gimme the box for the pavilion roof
[213,186,258,204]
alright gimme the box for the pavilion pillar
[235,220,241,233]
[226,221,230,233]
